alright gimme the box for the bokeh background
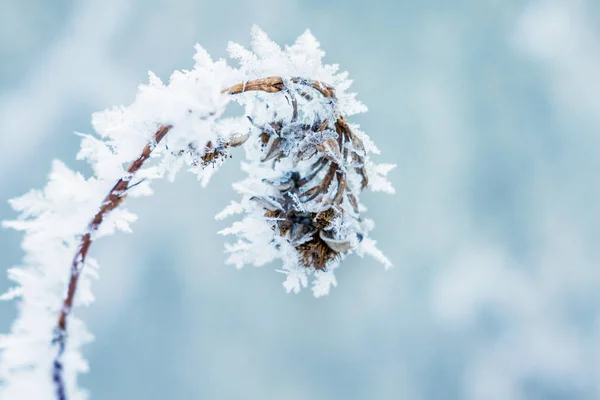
[1,0,599,399]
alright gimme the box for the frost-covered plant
[0,27,394,399]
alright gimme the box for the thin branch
[222,76,336,99]
[52,124,172,400]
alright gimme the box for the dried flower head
[248,114,365,271]
[218,28,395,297]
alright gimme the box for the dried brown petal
[297,146,317,161]
[261,136,284,162]
[315,137,342,161]
[319,231,352,253]
[250,196,283,211]
[347,193,359,214]
[312,208,335,229]
[297,236,337,270]
[262,177,294,192]
[229,132,250,147]
[298,159,329,186]
[333,173,346,204]
[259,132,270,145]
[288,223,316,245]
[264,210,282,219]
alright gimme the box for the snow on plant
[0,27,394,399]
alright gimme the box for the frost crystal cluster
[1,27,394,399]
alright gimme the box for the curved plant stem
[222,76,335,99]
[52,124,172,400]
[51,76,340,399]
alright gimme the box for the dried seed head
[218,30,394,296]
[246,110,369,270]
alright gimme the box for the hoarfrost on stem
[0,26,394,399]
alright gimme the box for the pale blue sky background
[1,0,599,399]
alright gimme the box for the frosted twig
[51,77,345,399]
[51,124,172,399]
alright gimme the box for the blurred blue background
[1,0,599,399]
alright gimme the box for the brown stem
[52,75,341,400]
[222,76,335,99]
[57,124,172,332]
[52,124,172,400]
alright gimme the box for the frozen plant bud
[218,28,394,296]
[249,117,365,271]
